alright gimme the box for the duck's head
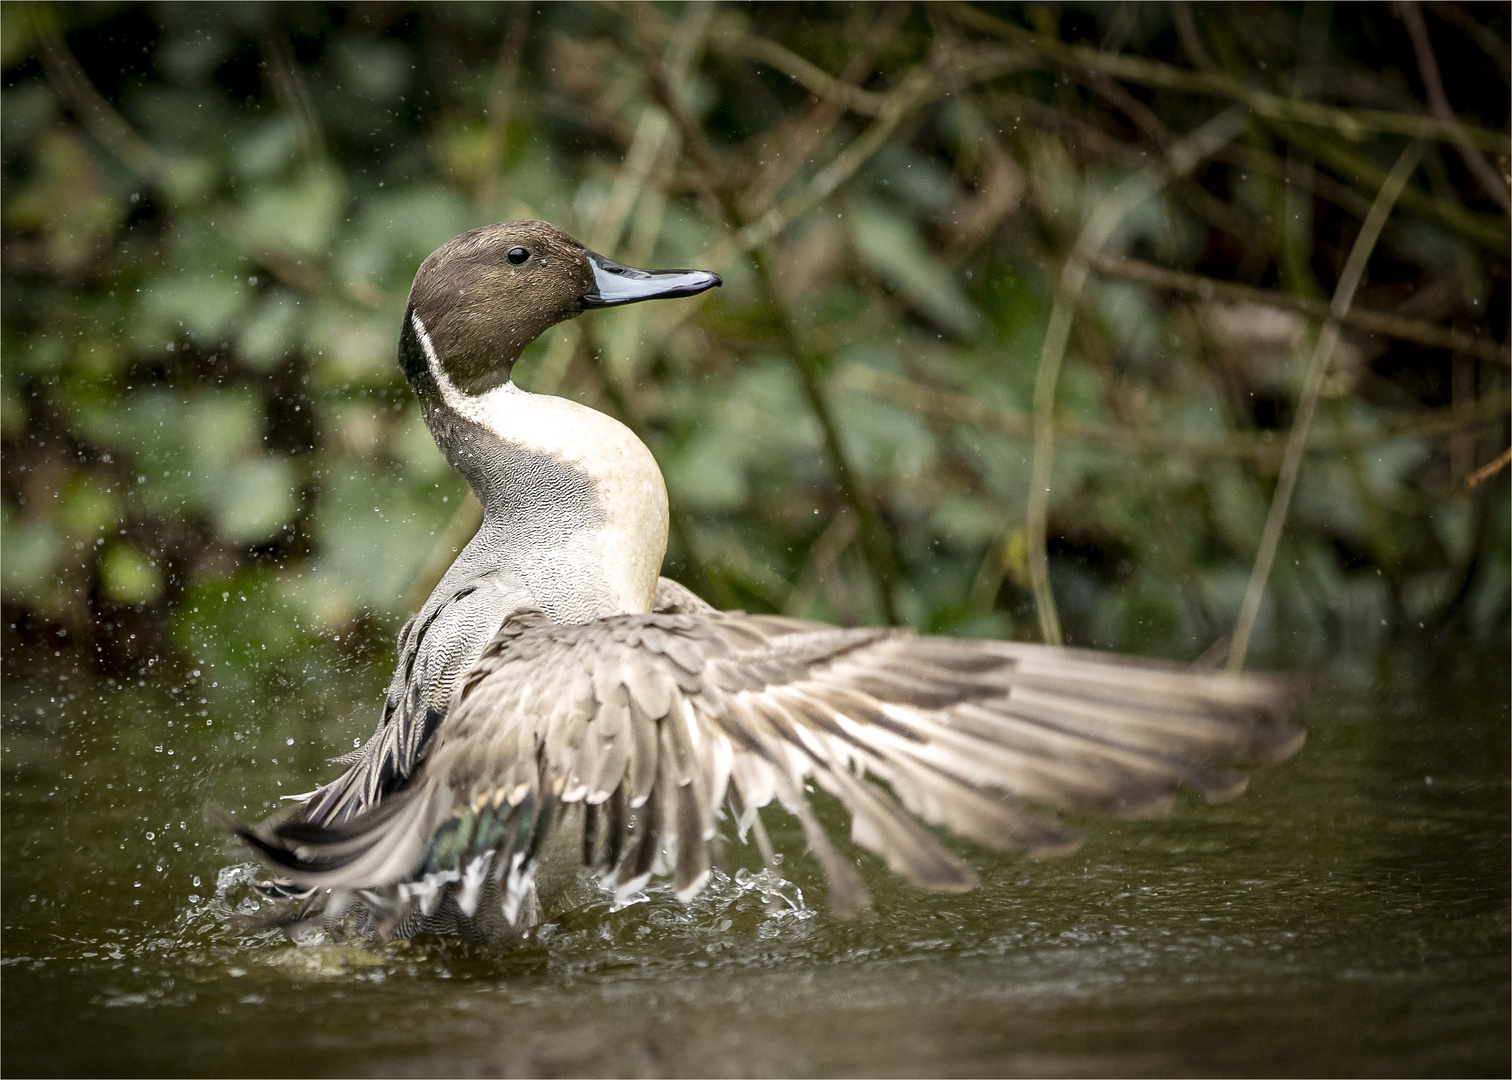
[403,220,721,395]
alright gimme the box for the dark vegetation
[2,2,1507,700]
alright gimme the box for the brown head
[404,220,720,395]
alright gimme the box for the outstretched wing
[239,604,1301,925]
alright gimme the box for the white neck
[412,313,668,618]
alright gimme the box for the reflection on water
[3,635,1507,1077]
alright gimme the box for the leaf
[310,467,452,612]
[335,183,472,291]
[139,273,250,345]
[237,289,305,372]
[213,457,299,544]
[240,161,347,258]
[331,37,412,101]
[233,117,303,181]
[0,506,58,602]
[306,303,397,385]
[79,389,266,521]
[100,541,163,605]
[3,129,124,272]
[60,473,122,538]
[848,198,981,338]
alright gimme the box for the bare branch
[1228,141,1428,671]
[1467,447,1512,489]
[947,2,1512,154]
[1026,108,1250,646]
[632,5,915,622]
[1090,254,1511,364]
[475,5,531,218]
[834,363,1510,463]
[711,27,890,116]
[734,66,938,255]
[739,3,912,218]
[1279,118,1507,254]
[1398,1,1510,211]
[259,31,326,160]
[32,12,184,195]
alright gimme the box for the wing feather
[584,713,630,805]
[236,604,1303,930]
[626,692,660,808]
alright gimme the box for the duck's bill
[581,249,722,308]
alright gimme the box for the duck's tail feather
[216,779,565,937]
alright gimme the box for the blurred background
[2,2,1507,693]
[2,6,1508,1075]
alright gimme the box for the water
[3,634,1507,1077]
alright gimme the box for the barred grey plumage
[232,221,1302,943]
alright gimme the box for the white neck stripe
[412,312,472,413]
[412,310,528,438]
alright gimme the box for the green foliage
[1,2,1507,684]
[99,540,161,604]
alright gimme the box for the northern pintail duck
[234,220,1302,940]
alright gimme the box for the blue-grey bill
[581,249,722,307]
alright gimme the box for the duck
[232,220,1302,941]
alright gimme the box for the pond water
[3,633,1507,1077]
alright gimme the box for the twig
[1075,295,1222,634]
[1467,447,1512,489]
[946,3,1512,154]
[1089,254,1511,364]
[714,29,1029,125]
[1170,2,1219,72]
[259,31,325,160]
[1271,118,1508,253]
[588,109,676,252]
[640,53,948,350]
[629,5,737,222]
[1425,1,1510,81]
[1225,140,1376,218]
[834,363,1510,462]
[693,35,1032,257]
[475,5,530,219]
[1399,1,1510,211]
[739,3,912,218]
[634,7,907,622]
[587,4,709,253]
[986,88,1283,258]
[713,29,889,116]
[988,2,1503,258]
[997,88,1378,229]
[1227,140,1428,671]
[31,12,185,196]
[1025,107,1250,646]
[769,273,903,625]
[783,512,862,624]
[733,66,937,255]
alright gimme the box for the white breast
[413,314,668,615]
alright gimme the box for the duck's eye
[507,247,529,265]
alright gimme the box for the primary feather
[233,579,1301,936]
